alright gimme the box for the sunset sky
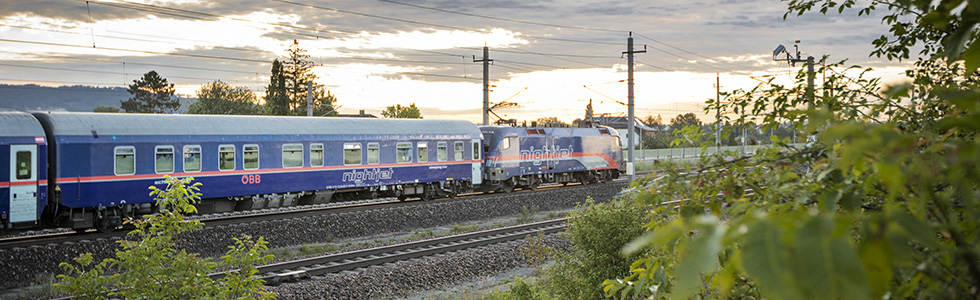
[0,0,912,124]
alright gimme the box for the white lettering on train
[342,168,394,183]
[519,145,573,165]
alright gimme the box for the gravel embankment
[0,182,624,291]
[270,234,571,300]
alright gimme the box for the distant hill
[0,84,193,112]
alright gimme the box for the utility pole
[773,41,819,143]
[623,32,646,182]
[774,41,816,109]
[474,46,493,125]
[307,80,313,117]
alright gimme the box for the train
[0,111,623,232]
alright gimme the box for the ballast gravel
[270,234,571,300]
[0,182,624,292]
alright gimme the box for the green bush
[56,176,275,299]
[504,196,646,300]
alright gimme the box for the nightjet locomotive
[0,111,623,231]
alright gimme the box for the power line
[494,59,567,69]
[84,0,358,38]
[0,77,127,87]
[378,0,625,33]
[635,60,678,72]
[0,51,264,77]
[0,38,270,63]
[316,64,482,81]
[272,0,620,46]
[455,46,618,58]
[0,62,267,84]
[633,32,761,74]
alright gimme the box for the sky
[0,0,912,124]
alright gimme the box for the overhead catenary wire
[271,0,620,46]
[0,62,268,84]
[378,0,625,33]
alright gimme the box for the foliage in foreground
[602,1,980,299]
[487,196,646,300]
[56,176,275,299]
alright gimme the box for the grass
[267,242,346,260]
[7,274,61,299]
[451,224,480,233]
[262,209,568,265]
[517,205,540,224]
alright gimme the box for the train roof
[478,125,620,138]
[32,112,482,137]
[0,111,45,137]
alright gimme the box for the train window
[15,151,31,180]
[282,144,303,168]
[417,142,428,162]
[311,144,324,167]
[454,141,464,161]
[396,143,412,163]
[183,145,201,172]
[243,145,259,170]
[219,145,236,171]
[501,137,510,150]
[344,143,362,165]
[367,143,380,164]
[114,146,136,176]
[155,146,175,174]
[472,141,480,160]
[437,142,447,161]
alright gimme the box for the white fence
[632,144,804,161]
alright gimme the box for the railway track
[0,180,593,250]
[224,217,567,286]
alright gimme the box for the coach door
[8,145,38,223]
[471,139,482,185]
[546,137,557,171]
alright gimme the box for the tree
[265,59,290,116]
[267,40,339,116]
[283,40,316,112]
[668,112,701,131]
[668,113,705,147]
[120,71,179,113]
[641,114,664,129]
[381,103,423,119]
[535,117,568,127]
[56,176,275,299]
[93,105,120,113]
[187,80,262,115]
[604,1,980,299]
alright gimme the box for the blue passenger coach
[0,112,48,229]
[479,125,623,192]
[31,112,483,230]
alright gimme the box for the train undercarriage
[41,169,619,232]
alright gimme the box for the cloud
[0,0,914,123]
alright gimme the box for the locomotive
[0,111,623,231]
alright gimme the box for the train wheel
[501,180,515,193]
[95,218,115,233]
